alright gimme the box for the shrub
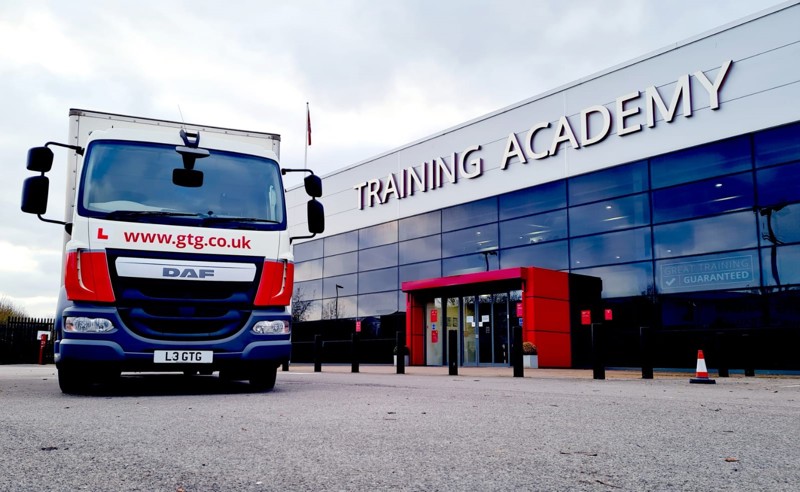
[522,342,537,355]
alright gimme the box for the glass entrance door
[461,292,510,366]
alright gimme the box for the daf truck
[20,109,324,393]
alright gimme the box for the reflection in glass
[324,231,359,256]
[399,211,441,240]
[399,235,441,264]
[653,212,757,258]
[294,239,323,262]
[652,173,754,223]
[754,121,800,168]
[571,228,652,268]
[759,203,800,246]
[359,243,398,271]
[323,252,358,277]
[443,254,497,277]
[399,261,442,284]
[762,244,800,287]
[650,136,751,189]
[358,268,399,294]
[442,197,498,232]
[323,275,357,299]
[294,280,322,300]
[572,262,654,298]
[358,292,398,317]
[359,221,398,249]
[295,259,323,281]
[499,180,566,220]
[499,240,569,271]
[442,224,498,258]
[500,210,567,248]
[756,161,800,208]
[569,193,650,237]
[569,160,648,206]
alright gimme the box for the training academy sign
[354,60,733,210]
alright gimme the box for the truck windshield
[79,140,285,228]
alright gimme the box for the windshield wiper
[105,211,202,220]
[202,217,280,225]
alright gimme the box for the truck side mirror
[21,175,50,215]
[304,175,322,198]
[307,199,325,234]
[27,147,54,173]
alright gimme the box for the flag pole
[304,101,310,169]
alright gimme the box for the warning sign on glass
[581,310,591,326]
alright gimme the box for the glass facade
[293,121,800,332]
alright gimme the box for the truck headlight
[252,320,290,335]
[64,317,116,333]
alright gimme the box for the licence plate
[154,350,213,364]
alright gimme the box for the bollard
[716,332,729,378]
[351,332,360,373]
[38,334,48,365]
[742,333,755,377]
[448,330,458,376]
[512,325,523,378]
[282,361,290,372]
[591,323,605,380]
[640,326,653,379]
[396,331,405,374]
[314,335,322,373]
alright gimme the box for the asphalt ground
[1,364,798,491]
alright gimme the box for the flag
[306,103,312,146]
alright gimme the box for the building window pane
[295,258,323,281]
[359,243,398,271]
[658,250,758,293]
[399,211,441,240]
[321,295,357,319]
[442,197,498,232]
[757,161,800,208]
[358,292,398,317]
[358,267,398,294]
[653,212,757,258]
[498,180,566,220]
[324,252,358,277]
[571,227,652,268]
[650,136,751,189]
[298,300,322,322]
[442,224,498,258]
[399,235,441,264]
[359,221,398,249]
[443,254,497,276]
[759,202,800,246]
[754,121,800,168]
[323,274,357,299]
[652,173,754,223]
[499,240,568,271]
[294,239,323,262]
[324,231,358,256]
[572,262,654,298]
[500,209,567,249]
[399,261,442,284]
[294,280,322,300]
[762,244,800,287]
[569,193,650,237]
[569,161,648,205]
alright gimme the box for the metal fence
[0,317,55,364]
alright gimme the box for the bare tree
[321,299,338,320]
[0,296,28,324]
[291,288,314,322]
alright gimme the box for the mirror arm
[281,168,315,176]
[289,232,317,244]
[45,141,84,156]
[37,214,72,233]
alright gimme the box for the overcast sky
[0,0,787,317]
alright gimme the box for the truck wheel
[58,365,89,394]
[249,364,277,392]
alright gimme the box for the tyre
[249,364,277,392]
[58,364,90,394]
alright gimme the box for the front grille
[106,249,263,341]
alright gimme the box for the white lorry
[21,109,324,393]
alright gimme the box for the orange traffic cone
[690,350,716,384]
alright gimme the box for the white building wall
[288,1,800,240]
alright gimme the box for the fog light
[64,317,115,333]
[252,320,290,335]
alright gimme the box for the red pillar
[521,267,571,368]
[405,293,425,366]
